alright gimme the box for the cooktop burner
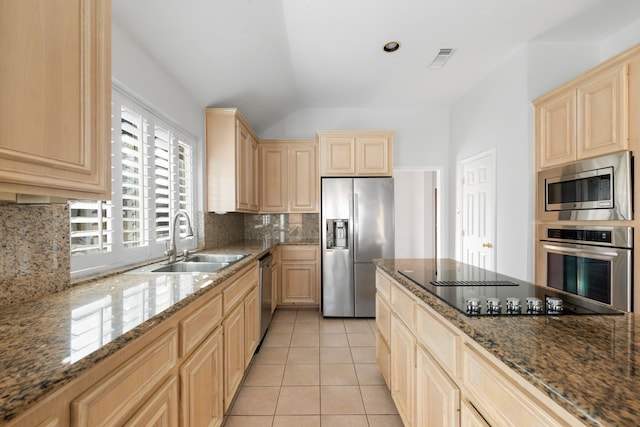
[397,263,623,316]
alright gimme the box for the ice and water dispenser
[326,219,348,249]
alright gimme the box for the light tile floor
[224,308,403,427]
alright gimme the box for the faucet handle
[163,241,174,256]
[182,249,193,261]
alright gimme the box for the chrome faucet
[165,210,194,263]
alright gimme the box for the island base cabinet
[461,400,491,427]
[390,314,415,427]
[180,327,223,427]
[376,329,391,388]
[416,344,460,427]
[462,343,576,427]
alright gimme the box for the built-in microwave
[537,151,633,221]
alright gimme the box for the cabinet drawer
[375,270,391,300]
[223,266,258,316]
[72,329,178,427]
[123,377,178,427]
[462,343,573,427]
[280,245,317,261]
[416,303,460,378]
[390,282,415,330]
[180,294,222,357]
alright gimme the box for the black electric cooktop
[397,262,623,316]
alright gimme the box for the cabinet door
[416,344,460,427]
[249,137,259,211]
[461,400,490,427]
[260,144,288,212]
[244,285,260,368]
[577,64,628,159]
[180,327,223,427]
[124,377,179,427]
[223,303,245,412]
[376,329,391,389]
[536,90,577,168]
[236,122,251,211]
[0,0,111,199]
[280,263,317,305]
[289,143,318,212]
[320,136,356,175]
[271,263,279,314]
[356,136,391,175]
[390,314,415,427]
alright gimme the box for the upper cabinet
[0,0,111,200]
[205,108,259,213]
[260,140,319,213]
[318,131,394,176]
[535,59,630,170]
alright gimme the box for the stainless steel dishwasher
[258,253,273,343]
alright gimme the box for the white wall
[450,47,532,280]
[112,22,207,211]
[602,17,640,58]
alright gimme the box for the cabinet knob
[482,242,492,248]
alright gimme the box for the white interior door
[460,151,495,270]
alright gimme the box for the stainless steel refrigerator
[321,177,395,317]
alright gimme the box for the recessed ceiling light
[383,41,400,53]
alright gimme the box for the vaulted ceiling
[112,0,640,133]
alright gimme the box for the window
[70,88,197,277]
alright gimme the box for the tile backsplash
[243,213,319,241]
[0,207,319,308]
[0,203,70,308]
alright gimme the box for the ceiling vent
[429,48,456,69]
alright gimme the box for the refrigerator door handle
[353,192,358,255]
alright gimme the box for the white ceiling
[112,0,640,133]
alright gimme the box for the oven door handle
[541,243,620,258]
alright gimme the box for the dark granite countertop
[375,258,639,427]
[0,239,318,424]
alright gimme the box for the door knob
[482,242,492,248]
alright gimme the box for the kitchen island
[0,239,317,425]
[375,258,639,427]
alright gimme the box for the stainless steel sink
[151,261,230,273]
[186,253,247,263]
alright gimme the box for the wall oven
[537,151,632,221]
[537,224,633,311]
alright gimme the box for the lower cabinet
[180,327,224,427]
[125,377,179,427]
[223,302,245,412]
[390,314,415,426]
[416,344,460,427]
[279,245,319,306]
[461,400,490,427]
[244,285,260,368]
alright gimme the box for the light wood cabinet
[260,140,319,213]
[461,400,490,427]
[205,108,259,213]
[390,314,415,427]
[376,268,586,427]
[0,0,111,200]
[180,327,223,427]
[318,131,394,176]
[71,329,178,427]
[416,344,460,427]
[375,291,392,388]
[535,62,628,169]
[244,285,260,368]
[223,302,245,412]
[124,377,179,427]
[279,245,320,306]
